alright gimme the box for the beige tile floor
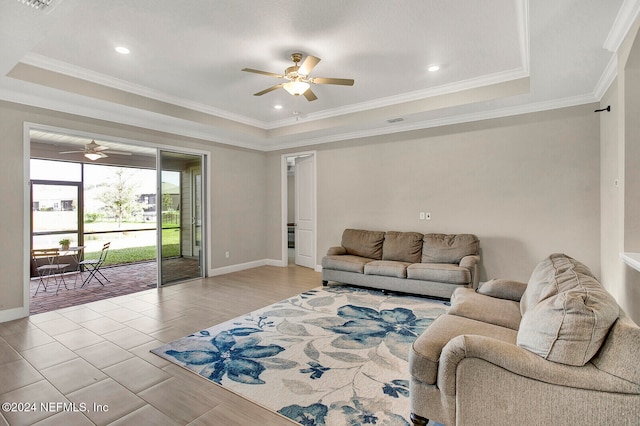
[0,265,322,426]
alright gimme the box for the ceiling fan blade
[303,88,318,101]
[254,84,284,96]
[298,55,320,76]
[312,77,355,86]
[242,68,284,78]
[59,150,84,154]
[107,150,132,156]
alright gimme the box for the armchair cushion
[448,288,521,330]
[516,254,619,366]
[477,278,527,302]
[520,253,597,314]
[409,314,517,385]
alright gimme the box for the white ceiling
[0,0,636,151]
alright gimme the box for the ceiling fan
[59,140,132,161]
[242,53,354,101]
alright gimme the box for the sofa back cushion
[516,254,620,366]
[382,231,424,263]
[421,234,479,264]
[520,253,597,315]
[341,229,385,260]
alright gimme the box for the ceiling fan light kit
[283,80,310,96]
[58,140,132,161]
[242,53,354,101]
[84,152,103,161]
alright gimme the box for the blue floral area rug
[151,286,448,425]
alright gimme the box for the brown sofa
[321,229,480,299]
[408,253,640,425]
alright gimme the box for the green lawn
[84,227,180,266]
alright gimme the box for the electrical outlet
[225,251,230,258]
[419,212,426,220]
[425,212,431,220]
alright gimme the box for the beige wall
[270,106,601,284]
[3,77,638,324]
[0,100,269,321]
[600,80,623,297]
[599,15,640,324]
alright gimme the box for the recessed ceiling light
[274,105,283,110]
[428,65,440,72]
[115,46,130,55]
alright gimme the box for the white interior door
[294,155,315,268]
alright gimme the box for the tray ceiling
[0,0,633,150]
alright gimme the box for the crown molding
[517,0,530,73]
[20,53,266,129]
[0,84,267,151]
[264,68,530,129]
[21,53,529,134]
[264,94,598,152]
[593,54,619,100]
[604,0,640,52]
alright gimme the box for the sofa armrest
[459,255,480,289]
[477,278,527,302]
[326,246,346,256]
[437,334,638,397]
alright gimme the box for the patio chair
[79,242,111,287]
[31,248,70,295]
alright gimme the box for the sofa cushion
[516,254,619,366]
[321,255,372,274]
[382,231,423,263]
[421,234,479,264]
[449,287,521,330]
[364,260,410,278]
[341,229,385,260]
[409,314,517,385]
[407,263,471,284]
[520,253,597,315]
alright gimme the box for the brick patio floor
[30,261,157,315]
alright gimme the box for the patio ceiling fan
[59,140,132,161]
[242,53,354,101]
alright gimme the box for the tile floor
[2,265,322,425]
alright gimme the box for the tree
[97,168,143,227]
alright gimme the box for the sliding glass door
[158,150,205,286]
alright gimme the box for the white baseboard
[208,259,321,276]
[208,259,285,276]
[0,306,29,324]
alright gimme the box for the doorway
[26,126,208,314]
[158,150,205,285]
[282,151,316,269]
